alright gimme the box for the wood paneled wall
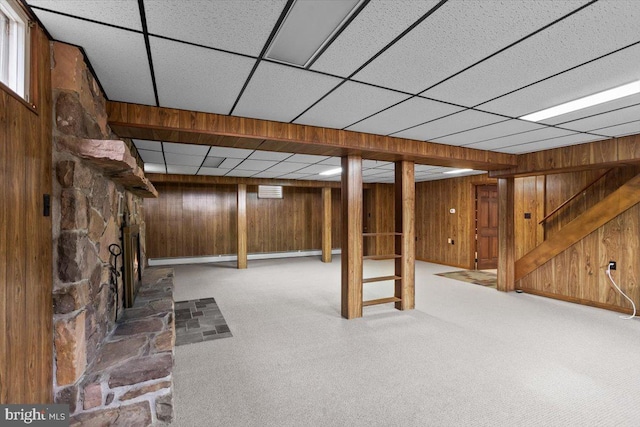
[516,166,640,312]
[0,25,53,403]
[415,174,496,269]
[145,183,343,258]
[363,184,395,256]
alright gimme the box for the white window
[0,0,30,100]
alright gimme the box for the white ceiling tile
[34,11,155,104]
[278,173,312,180]
[143,163,166,173]
[481,43,640,118]
[265,162,308,173]
[133,139,163,152]
[144,0,286,56]
[363,160,393,169]
[286,154,329,164]
[296,175,324,181]
[465,127,576,150]
[150,36,254,114]
[353,0,589,94]
[414,164,439,172]
[541,93,640,125]
[201,157,225,168]
[166,165,199,174]
[589,120,640,138]
[233,62,342,122]
[347,97,464,135]
[362,168,388,177]
[318,158,342,166]
[219,158,244,169]
[393,110,505,141]
[252,171,282,179]
[498,134,606,154]
[164,153,204,167]
[28,0,142,30]
[138,149,165,164]
[295,164,336,174]
[198,167,231,176]
[311,0,441,77]
[423,1,639,106]
[225,169,256,177]
[236,159,279,171]
[294,81,409,129]
[433,119,544,146]
[558,104,640,133]
[248,151,292,161]
[207,147,255,159]
[163,142,210,155]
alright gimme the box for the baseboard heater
[149,249,342,266]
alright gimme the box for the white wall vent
[258,185,283,199]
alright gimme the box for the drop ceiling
[26,0,640,182]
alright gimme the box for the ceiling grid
[25,0,640,181]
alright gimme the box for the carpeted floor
[169,257,640,427]
[436,269,497,288]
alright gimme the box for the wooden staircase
[515,172,640,281]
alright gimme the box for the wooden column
[237,184,247,269]
[395,161,415,310]
[341,156,363,319]
[321,187,332,263]
[498,178,515,291]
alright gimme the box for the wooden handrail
[538,169,611,225]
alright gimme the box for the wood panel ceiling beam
[106,102,517,171]
[489,134,640,178]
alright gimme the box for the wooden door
[476,185,498,269]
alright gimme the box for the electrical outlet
[608,261,616,270]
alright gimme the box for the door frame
[470,181,498,270]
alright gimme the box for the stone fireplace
[50,41,173,425]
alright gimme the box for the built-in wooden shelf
[362,275,402,284]
[363,232,403,237]
[363,254,401,260]
[363,297,402,307]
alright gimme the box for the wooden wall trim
[321,187,332,263]
[497,178,515,292]
[148,173,342,188]
[341,156,363,319]
[489,134,640,178]
[237,184,247,269]
[107,102,516,171]
[515,172,640,280]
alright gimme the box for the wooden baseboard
[516,287,634,315]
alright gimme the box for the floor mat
[174,297,232,346]
[436,270,497,288]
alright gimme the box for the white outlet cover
[449,208,456,214]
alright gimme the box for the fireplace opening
[122,224,142,309]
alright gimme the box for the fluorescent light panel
[443,169,472,175]
[319,167,342,176]
[520,81,640,122]
[266,0,362,67]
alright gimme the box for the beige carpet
[169,257,640,427]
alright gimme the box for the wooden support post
[498,178,515,291]
[322,187,332,263]
[394,161,415,310]
[237,184,247,269]
[341,156,363,319]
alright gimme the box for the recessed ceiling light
[266,0,363,67]
[319,167,342,176]
[443,168,472,175]
[520,80,640,122]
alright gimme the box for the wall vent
[258,185,283,199]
